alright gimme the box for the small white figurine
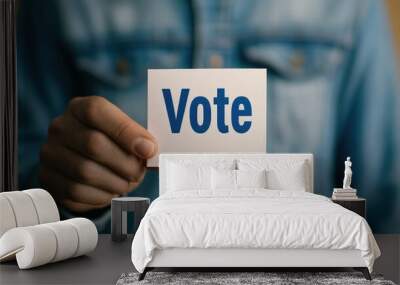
[342,156,353,189]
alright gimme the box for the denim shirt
[17,0,400,233]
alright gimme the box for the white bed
[131,153,380,280]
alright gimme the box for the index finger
[68,96,157,159]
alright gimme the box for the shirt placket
[192,0,234,68]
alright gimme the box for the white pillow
[167,163,211,191]
[238,159,308,191]
[211,168,236,190]
[236,169,267,188]
[166,159,236,192]
[266,166,306,191]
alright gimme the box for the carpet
[116,271,396,285]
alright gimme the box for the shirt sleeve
[336,0,400,232]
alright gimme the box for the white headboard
[159,153,314,195]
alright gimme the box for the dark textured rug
[116,272,396,285]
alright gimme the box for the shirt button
[115,58,130,76]
[209,54,224,68]
[289,52,305,71]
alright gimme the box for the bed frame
[140,153,371,280]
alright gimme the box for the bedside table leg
[111,202,123,242]
[134,203,149,233]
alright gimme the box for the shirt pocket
[74,45,192,94]
[71,43,192,126]
[240,41,347,151]
[240,41,345,80]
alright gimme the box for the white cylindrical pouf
[24,189,60,224]
[0,226,57,269]
[1,192,39,227]
[0,196,17,237]
[42,221,79,262]
[0,218,97,269]
[66,218,98,257]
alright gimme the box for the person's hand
[39,96,157,213]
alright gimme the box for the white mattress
[131,190,380,273]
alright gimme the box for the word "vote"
[162,88,252,134]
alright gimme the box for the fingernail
[133,137,155,158]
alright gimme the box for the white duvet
[131,190,380,273]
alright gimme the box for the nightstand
[111,197,150,242]
[331,197,366,218]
